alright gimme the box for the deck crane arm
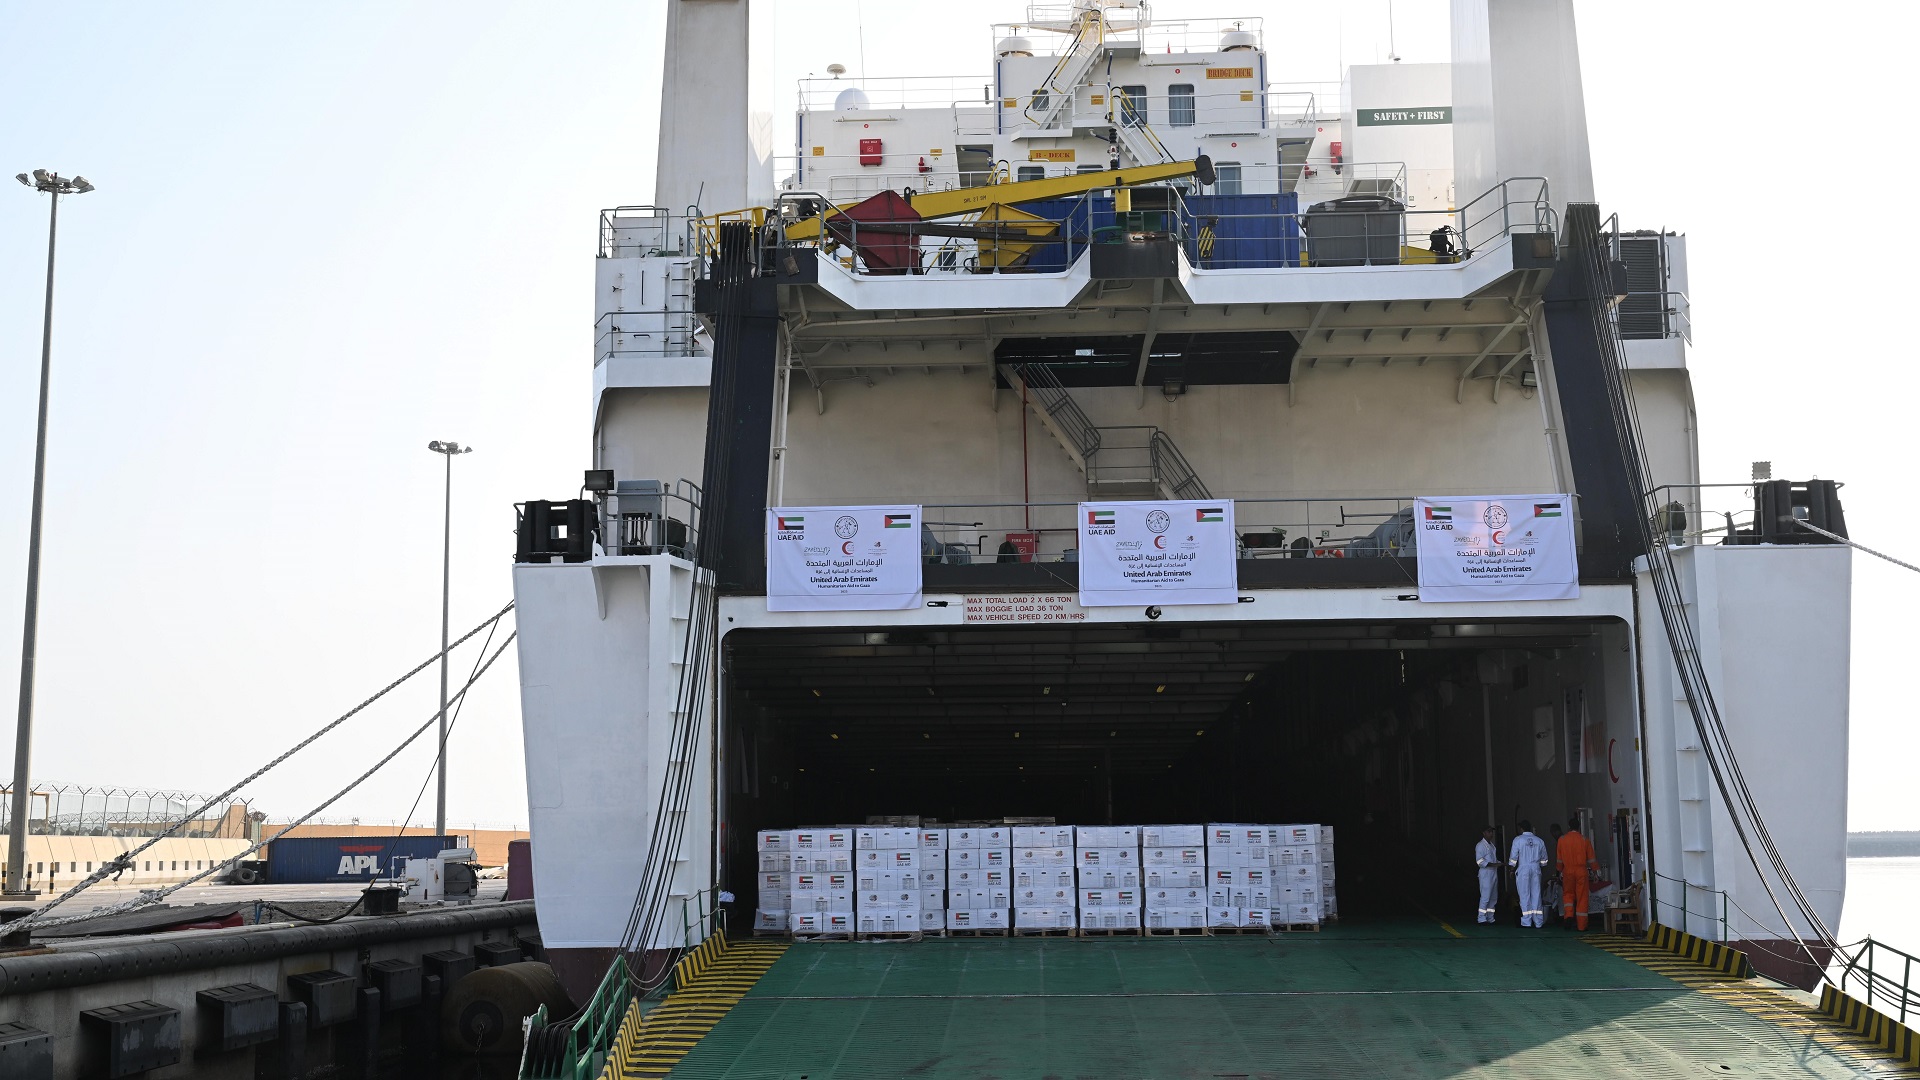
[781,155,1216,244]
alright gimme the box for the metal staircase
[1006,363,1211,500]
[1023,9,1106,131]
[1107,90,1176,166]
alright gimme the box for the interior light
[812,689,822,697]
[922,733,930,739]
[829,733,839,740]
[1195,729,1205,736]
[1244,672,1256,682]
[1014,732,1021,738]
[1042,687,1050,695]
[1155,684,1165,693]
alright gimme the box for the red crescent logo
[1491,530,1506,545]
[1154,535,1166,549]
[842,541,854,554]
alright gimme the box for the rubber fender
[440,961,574,1057]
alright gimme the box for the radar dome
[997,35,1034,57]
[834,85,871,110]
[1220,28,1257,51]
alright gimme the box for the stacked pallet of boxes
[789,827,855,937]
[1075,826,1142,932]
[855,826,924,937]
[945,825,1012,932]
[754,829,792,933]
[1206,824,1275,930]
[915,827,948,931]
[1012,825,1076,933]
[1320,825,1337,920]
[1142,824,1208,931]
[1272,824,1323,929]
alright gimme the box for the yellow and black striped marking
[1644,921,1754,978]
[1590,933,1920,1077]
[1821,984,1920,1069]
[598,937,788,1080]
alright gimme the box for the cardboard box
[916,829,948,851]
[1323,892,1338,918]
[861,890,916,910]
[1012,825,1075,847]
[1273,824,1317,846]
[949,848,1008,871]
[1080,908,1142,931]
[1015,886,1074,907]
[1282,902,1319,925]
[1318,825,1335,846]
[757,852,792,873]
[1142,847,1204,868]
[796,852,853,873]
[1242,908,1271,929]
[1077,847,1139,869]
[1015,847,1073,868]
[977,827,1012,847]
[918,868,947,890]
[856,869,917,892]
[1321,842,1337,864]
[1146,887,1205,908]
[1208,847,1251,869]
[1014,867,1075,890]
[920,889,945,912]
[1143,825,1206,847]
[949,888,989,910]
[1321,862,1336,885]
[1207,885,1233,908]
[1284,885,1319,909]
[950,867,1006,889]
[947,828,982,850]
[790,872,852,893]
[757,830,791,853]
[754,909,787,932]
[1078,888,1140,910]
[1015,907,1075,930]
[1233,868,1270,888]
[1145,866,1206,888]
[1206,824,1245,847]
[791,889,854,911]
[857,849,919,871]
[1208,906,1240,928]
[1279,863,1317,888]
[857,908,920,934]
[792,829,850,852]
[758,871,791,896]
[945,907,1009,930]
[1146,907,1207,929]
[790,911,852,934]
[1076,866,1141,889]
[1074,826,1141,848]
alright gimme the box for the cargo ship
[509,2,1903,1076]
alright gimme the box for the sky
[1,1,1914,833]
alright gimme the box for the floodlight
[70,177,93,194]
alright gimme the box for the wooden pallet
[854,930,924,943]
[937,927,1012,937]
[1268,922,1323,933]
[1207,925,1270,936]
[789,931,854,943]
[1143,925,1209,937]
[1014,926,1077,937]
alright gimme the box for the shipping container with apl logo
[263,835,461,884]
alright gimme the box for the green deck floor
[666,921,1906,1079]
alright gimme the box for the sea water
[1839,857,1920,949]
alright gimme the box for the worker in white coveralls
[1474,827,1500,924]
[1508,820,1550,928]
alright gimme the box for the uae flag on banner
[1077,499,1238,606]
[767,505,924,611]
[1412,494,1578,603]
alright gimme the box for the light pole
[7,170,93,899]
[426,441,472,842]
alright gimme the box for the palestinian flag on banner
[1087,509,1115,526]
[1195,507,1225,523]
[776,515,805,530]
[1533,502,1563,518]
[884,514,913,529]
[1424,506,1452,522]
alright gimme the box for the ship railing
[991,14,1266,56]
[682,884,727,949]
[912,496,1420,563]
[1835,937,1920,1028]
[519,953,637,1080]
[1650,870,1731,942]
[760,175,1550,277]
[594,479,702,560]
[1642,482,1842,549]
[599,205,702,259]
[595,310,701,366]
[1616,288,1693,345]
[795,74,996,112]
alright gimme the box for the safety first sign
[1413,494,1578,602]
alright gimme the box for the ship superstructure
[513,0,1852,1003]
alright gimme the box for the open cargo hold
[722,617,1640,928]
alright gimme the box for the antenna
[1387,0,1401,62]
[856,0,868,79]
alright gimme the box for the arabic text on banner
[1413,495,1578,603]
[1077,499,1239,607]
[766,506,924,611]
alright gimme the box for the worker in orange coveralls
[1556,815,1599,930]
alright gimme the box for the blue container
[1010,191,1301,273]
[264,835,459,884]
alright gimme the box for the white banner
[1413,494,1578,602]
[766,505,923,611]
[1077,499,1239,607]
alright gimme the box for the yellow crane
[778,155,1216,270]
